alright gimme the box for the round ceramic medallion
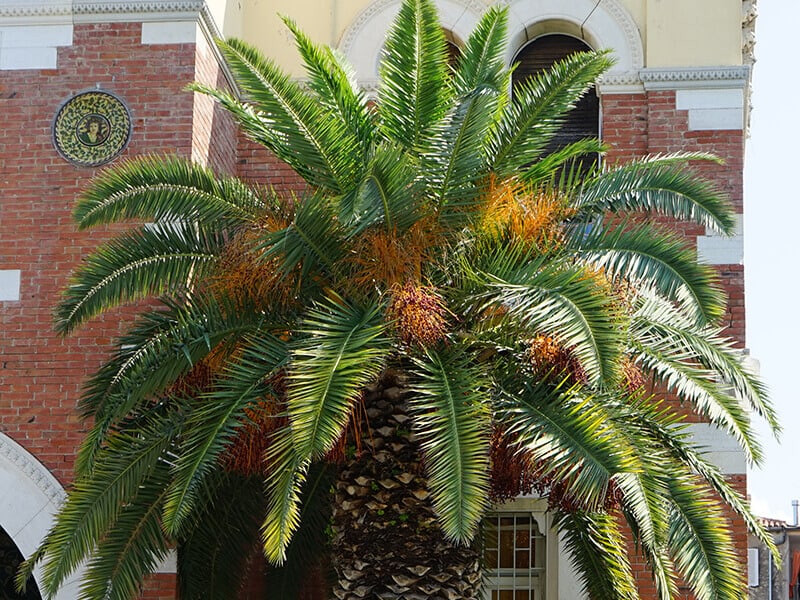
[53,90,132,167]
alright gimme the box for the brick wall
[604,91,749,597]
[0,20,204,599]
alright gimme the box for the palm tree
[19,1,778,599]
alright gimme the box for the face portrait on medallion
[76,114,111,147]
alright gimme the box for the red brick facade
[0,13,748,600]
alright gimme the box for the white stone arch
[338,0,486,90]
[0,433,85,599]
[339,0,643,92]
[503,0,643,91]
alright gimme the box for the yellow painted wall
[645,0,742,67]
[216,0,743,73]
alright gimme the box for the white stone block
[0,46,57,70]
[697,214,744,264]
[697,234,744,265]
[676,88,744,110]
[687,107,744,131]
[0,24,72,48]
[141,20,197,45]
[685,422,747,474]
[154,549,178,573]
[0,269,21,301]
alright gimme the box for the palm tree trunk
[330,374,482,600]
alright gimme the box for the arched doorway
[0,434,86,599]
[1,527,41,600]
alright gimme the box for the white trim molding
[640,66,751,91]
[0,433,87,599]
[0,269,21,301]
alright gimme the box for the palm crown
[23,1,778,599]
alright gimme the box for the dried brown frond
[346,219,441,291]
[527,334,587,385]
[386,281,449,348]
[208,223,298,311]
[222,373,286,476]
[489,427,536,502]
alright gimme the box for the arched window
[512,34,600,154]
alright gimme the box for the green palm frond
[55,221,223,334]
[474,259,625,387]
[630,295,769,462]
[520,138,607,186]
[72,156,264,230]
[409,347,491,542]
[614,470,677,600]
[178,472,265,600]
[575,155,735,234]
[288,296,389,461]
[624,400,780,563]
[554,510,639,600]
[574,220,727,325]
[262,433,308,565]
[259,192,345,278]
[378,0,450,149]
[282,16,373,159]
[422,86,496,226]
[488,50,613,176]
[77,462,172,600]
[633,293,775,429]
[35,410,181,596]
[73,293,265,477]
[497,382,639,510]
[199,38,361,194]
[265,464,334,598]
[343,142,419,233]
[452,5,508,94]
[163,331,288,536]
[666,475,742,600]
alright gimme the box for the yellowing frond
[480,176,573,251]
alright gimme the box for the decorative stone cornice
[0,0,204,24]
[640,66,751,90]
[0,434,66,508]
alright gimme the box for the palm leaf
[488,50,613,176]
[666,475,742,600]
[343,142,419,234]
[378,0,450,149]
[162,332,288,536]
[262,432,308,565]
[196,37,360,194]
[409,347,491,542]
[73,294,265,477]
[497,381,639,510]
[77,462,172,600]
[474,258,625,387]
[554,510,639,600]
[630,294,769,462]
[287,296,389,461]
[55,221,223,334]
[452,5,508,94]
[422,86,496,226]
[282,16,373,159]
[575,154,735,234]
[573,220,727,325]
[36,410,181,596]
[72,156,264,230]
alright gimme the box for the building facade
[0,0,756,598]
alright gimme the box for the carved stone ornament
[52,89,132,167]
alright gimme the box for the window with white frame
[483,513,546,600]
